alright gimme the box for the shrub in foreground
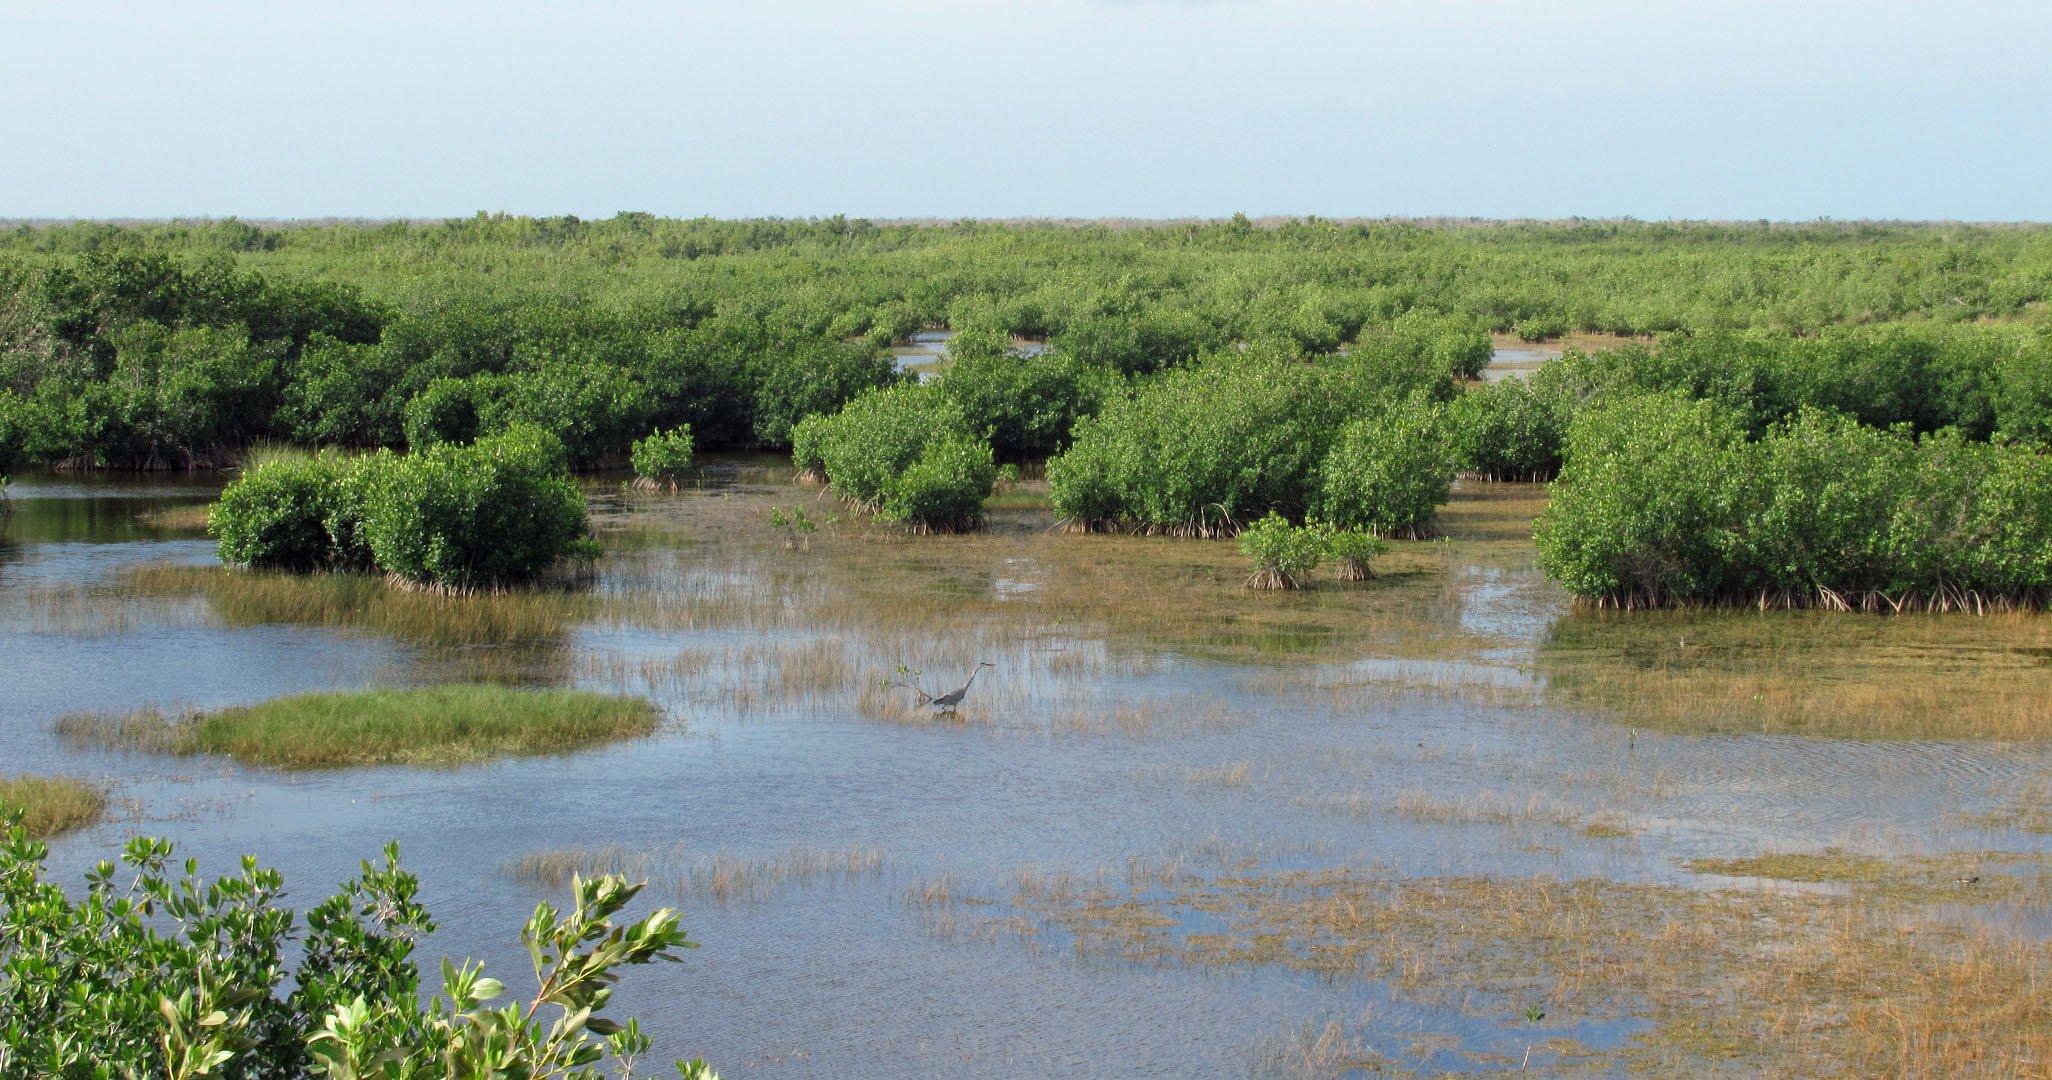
[212,454,351,571]
[212,451,387,573]
[0,829,714,1078]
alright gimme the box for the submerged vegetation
[921,858,2052,1075]
[57,684,661,768]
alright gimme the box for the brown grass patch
[0,774,107,838]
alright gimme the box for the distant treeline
[3,215,2048,473]
[7,217,2052,607]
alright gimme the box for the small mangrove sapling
[631,425,696,490]
[1320,524,1389,581]
[1237,512,1326,590]
[768,506,821,550]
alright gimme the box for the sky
[2,0,2048,221]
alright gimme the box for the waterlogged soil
[1482,334,1643,383]
[5,461,2052,1076]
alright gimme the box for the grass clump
[57,684,661,769]
[1684,848,2038,904]
[0,775,106,838]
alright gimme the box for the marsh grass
[967,862,2052,1075]
[0,774,107,838]
[122,564,594,647]
[134,503,213,532]
[509,843,884,904]
[56,685,661,768]
[1970,781,2052,835]
[1540,608,2052,740]
[1250,1020,1392,1079]
[1684,848,2045,904]
[1391,789,1596,831]
[1185,760,1260,788]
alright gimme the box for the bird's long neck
[964,668,982,690]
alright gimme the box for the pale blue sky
[3,1,2047,220]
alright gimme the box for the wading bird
[929,662,994,715]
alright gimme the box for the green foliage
[210,435,581,586]
[5,221,2052,487]
[630,425,696,486]
[1047,344,1409,535]
[1352,309,1493,384]
[0,828,711,1078]
[0,392,30,481]
[879,434,997,533]
[767,506,825,550]
[789,413,830,480]
[1536,392,2052,608]
[1449,378,1567,480]
[484,362,656,466]
[400,375,497,451]
[745,338,898,447]
[932,343,1112,461]
[1534,392,1756,606]
[1236,512,1326,590]
[1991,332,2052,445]
[1514,314,1569,341]
[211,454,355,571]
[801,383,997,531]
[363,426,592,590]
[1313,393,1456,537]
[1319,524,1390,581]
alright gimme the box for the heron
[928,661,994,715]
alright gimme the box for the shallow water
[890,330,1049,379]
[4,464,2049,1075]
